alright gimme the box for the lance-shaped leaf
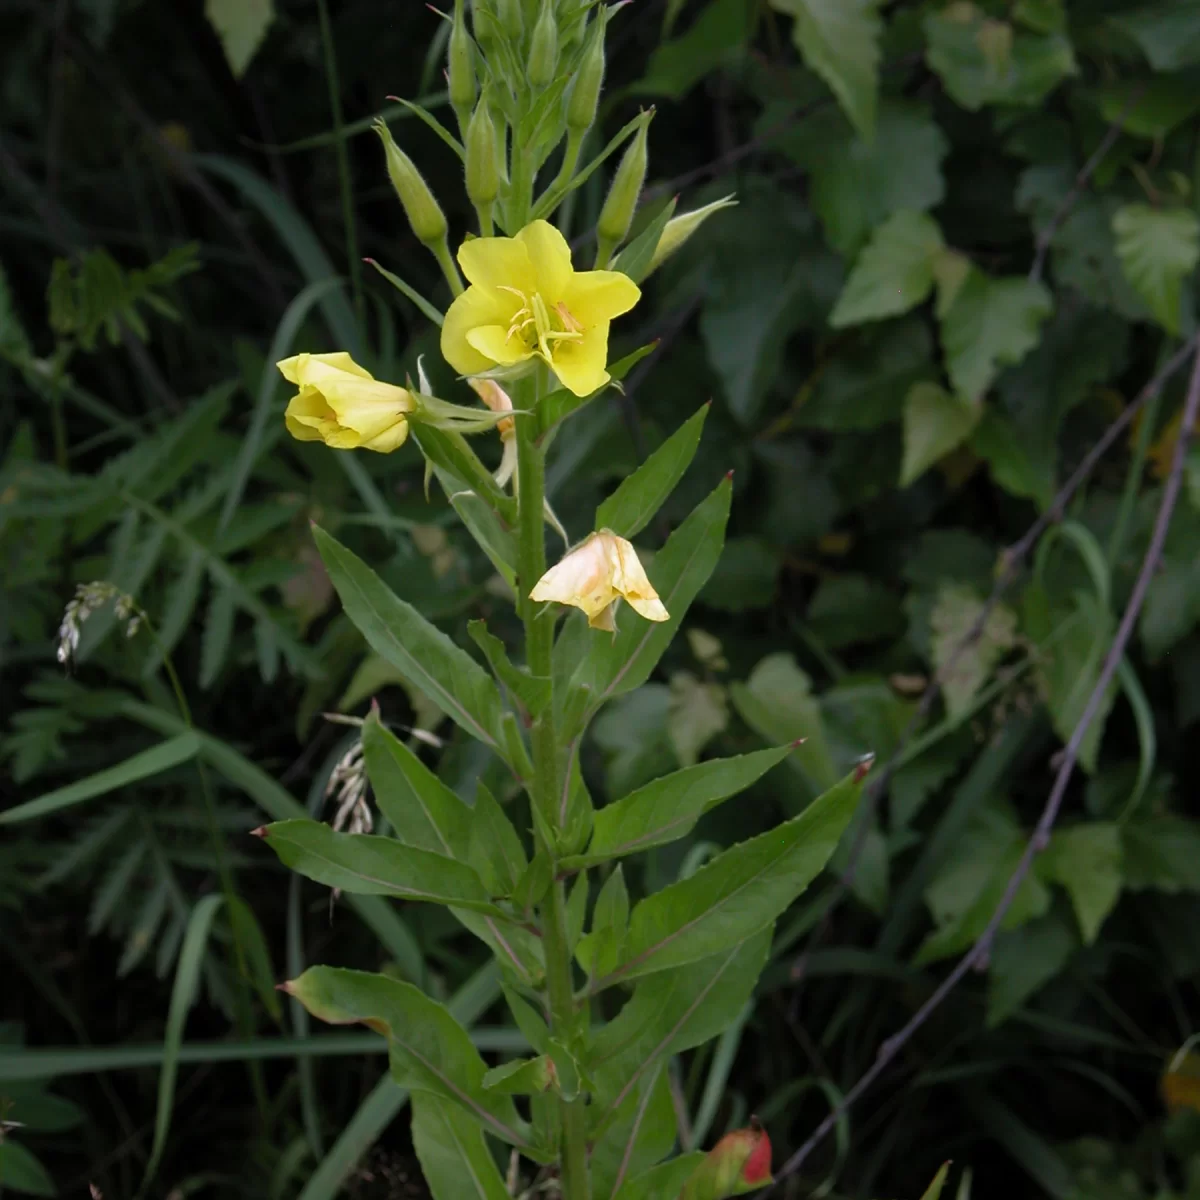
[575,476,732,712]
[411,1091,511,1200]
[564,745,793,871]
[594,767,866,989]
[255,819,503,915]
[590,1067,679,1200]
[596,405,709,539]
[469,620,552,716]
[284,966,531,1149]
[312,525,505,752]
[588,929,772,1125]
[482,1056,555,1095]
[613,1155,706,1200]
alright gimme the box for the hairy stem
[514,375,589,1199]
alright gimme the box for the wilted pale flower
[530,530,668,631]
[440,220,640,397]
[467,376,517,487]
[279,352,415,453]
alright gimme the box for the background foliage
[3,0,1200,1197]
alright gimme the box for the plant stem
[514,374,589,1200]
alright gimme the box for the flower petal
[516,220,574,301]
[278,351,374,385]
[457,235,536,292]
[550,323,610,397]
[610,534,669,622]
[530,534,617,621]
[284,387,337,441]
[467,324,534,367]
[564,270,641,327]
[360,420,410,453]
[442,285,520,376]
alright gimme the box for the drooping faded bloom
[468,376,517,487]
[440,220,640,398]
[530,530,668,631]
[279,352,415,453]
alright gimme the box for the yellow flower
[279,352,414,453]
[530,530,669,632]
[441,220,641,398]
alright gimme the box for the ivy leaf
[770,102,948,258]
[929,583,1017,721]
[938,269,1053,401]
[830,211,944,327]
[1041,823,1123,943]
[1112,204,1200,335]
[1109,2,1200,72]
[205,0,273,77]
[924,8,1076,111]
[667,671,729,767]
[900,382,982,488]
[770,0,882,139]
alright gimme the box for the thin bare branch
[1028,85,1146,285]
[772,341,1200,1190]
[790,331,1200,987]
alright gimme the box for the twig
[771,341,1200,1190]
[1028,85,1146,285]
[789,331,1200,987]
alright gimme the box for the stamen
[556,302,583,333]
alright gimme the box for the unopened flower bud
[465,101,500,208]
[596,116,650,264]
[681,1122,773,1199]
[374,120,448,248]
[527,0,558,89]
[566,10,606,134]
[496,0,523,40]
[448,0,477,130]
[648,194,738,274]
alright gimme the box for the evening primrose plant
[258,3,868,1197]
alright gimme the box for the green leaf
[589,931,772,1119]
[613,1155,707,1200]
[986,909,1077,1027]
[468,621,551,717]
[1112,204,1200,335]
[667,671,729,767]
[565,745,792,870]
[258,820,504,915]
[806,574,906,649]
[925,9,1076,111]
[589,1068,678,1199]
[0,733,201,825]
[573,476,732,712]
[204,0,273,77]
[312,525,504,753]
[1095,76,1200,140]
[938,269,1052,402]
[830,210,944,327]
[579,864,630,980]
[900,382,982,487]
[774,102,948,258]
[771,0,882,139]
[1110,2,1200,71]
[0,1142,56,1196]
[482,1056,554,1095]
[538,344,657,432]
[1041,823,1123,943]
[1122,817,1200,892]
[284,966,532,1149]
[596,767,864,988]
[612,199,678,284]
[634,0,754,99]
[918,1163,954,1200]
[730,654,840,798]
[410,1091,510,1200]
[596,406,709,539]
[929,584,1018,721]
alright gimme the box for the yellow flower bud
[465,101,500,208]
[648,194,738,274]
[527,0,558,89]
[596,117,650,264]
[374,120,448,248]
[278,353,414,453]
[566,9,606,134]
[530,530,668,631]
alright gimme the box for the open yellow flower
[441,220,641,398]
[530,530,669,632]
[279,352,414,453]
